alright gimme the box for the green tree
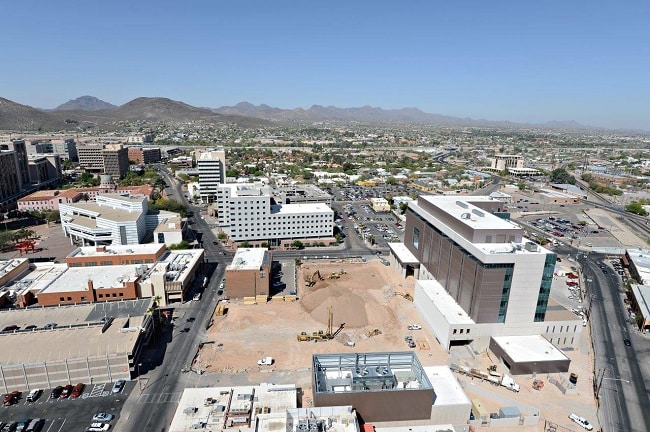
[292,240,304,249]
[550,168,575,185]
[168,241,190,250]
[625,201,649,216]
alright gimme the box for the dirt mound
[301,284,369,328]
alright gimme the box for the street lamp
[595,369,629,400]
[137,363,143,391]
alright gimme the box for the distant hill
[213,102,594,130]
[0,96,271,131]
[0,97,67,131]
[53,96,116,111]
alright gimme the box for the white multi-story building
[60,193,178,246]
[216,183,334,247]
[198,149,226,203]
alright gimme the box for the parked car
[623,339,631,347]
[407,324,422,330]
[43,323,57,330]
[59,384,73,398]
[569,413,593,430]
[92,413,114,423]
[111,380,125,394]
[87,423,111,432]
[258,356,274,366]
[25,418,44,432]
[26,389,41,402]
[71,383,85,398]
[3,391,21,406]
[50,386,64,399]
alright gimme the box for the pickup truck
[257,356,274,366]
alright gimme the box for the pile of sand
[300,284,369,328]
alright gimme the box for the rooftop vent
[472,209,485,218]
[456,201,468,209]
[460,212,471,220]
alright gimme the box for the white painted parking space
[89,383,107,397]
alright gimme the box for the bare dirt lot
[201,260,449,394]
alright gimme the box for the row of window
[58,292,125,302]
[69,259,154,267]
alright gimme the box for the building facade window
[412,227,420,250]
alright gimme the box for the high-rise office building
[198,149,226,203]
[102,144,129,178]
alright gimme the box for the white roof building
[215,183,334,245]
[60,193,179,246]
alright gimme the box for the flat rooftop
[169,383,298,432]
[416,280,475,325]
[68,244,164,258]
[388,242,418,264]
[220,183,271,197]
[198,150,225,161]
[491,335,570,363]
[417,195,514,231]
[0,299,151,363]
[271,202,334,215]
[228,248,269,271]
[6,263,69,295]
[40,265,143,294]
[628,249,650,284]
[63,202,142,221]
[423,366,471,407]
[313,352,432,395]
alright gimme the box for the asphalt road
[117,167,230,432]
[581,252,650,432]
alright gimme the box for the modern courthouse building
[399,196,580,371]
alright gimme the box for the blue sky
[2,0,648,129]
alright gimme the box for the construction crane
[297,305,345,342]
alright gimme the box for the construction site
[199,259,599,432]
[200,260,440,379]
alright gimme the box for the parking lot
[0,381,131,431]
[338,202,404,248]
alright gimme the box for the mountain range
[0,95,598,131]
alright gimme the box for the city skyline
[2,0,648,130]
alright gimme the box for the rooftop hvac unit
[524,242,539,252]
[456,200,468,209]
[460,212,471,220]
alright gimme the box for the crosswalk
[138,392,182,404]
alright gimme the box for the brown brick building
[225,248,271,299]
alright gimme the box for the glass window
[412,227,420,250]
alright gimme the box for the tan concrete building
[225,248,271,299]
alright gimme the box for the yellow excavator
[304,270,324,287]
